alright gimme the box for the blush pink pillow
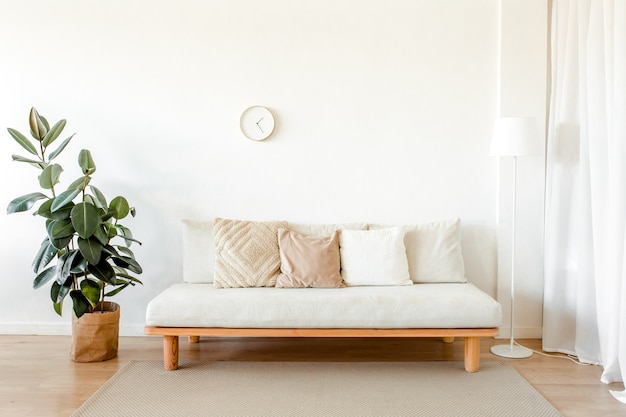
[275,229,344,288]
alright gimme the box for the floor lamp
[490,117,540,359]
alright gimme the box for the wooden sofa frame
[144,326,499,372]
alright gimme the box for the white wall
[0,0,544,336]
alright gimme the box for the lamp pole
[491,154,533,359]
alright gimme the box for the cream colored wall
[0,0,545,336]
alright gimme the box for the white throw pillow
[339,227,412,286]
[181,219,215,283]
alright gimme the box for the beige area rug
[72,361,562,417]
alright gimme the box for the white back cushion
[371,219,466,283]
[406,219,466,283]
[287,222,368,236]
[181,219,215,283]
[181,218,466,284]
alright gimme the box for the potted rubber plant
[6,107,143,362]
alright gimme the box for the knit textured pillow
[213,218,287,288]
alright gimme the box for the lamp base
[490,344,533,359]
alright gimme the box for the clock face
[240,106,275,141]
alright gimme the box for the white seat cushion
[146,283,501,329]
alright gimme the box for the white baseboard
[0,323,71,335]
[0,323,147,337]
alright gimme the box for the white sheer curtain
[544,0,626,402]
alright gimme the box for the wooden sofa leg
[189,336,200,343]
[464,337,480,372]
[442,336,455,343]
[164,335,179,370]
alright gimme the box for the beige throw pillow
[213,218,287,288]
[276,229,344,288]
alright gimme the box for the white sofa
[145,218,502,372]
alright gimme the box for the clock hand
[256,117,264,133]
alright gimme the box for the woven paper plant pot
[70,302,120,362]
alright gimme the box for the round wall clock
[240,106,275,141]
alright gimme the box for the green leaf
[70,290,91,318]
[48,219,74,239]
[11,154,45,168]
[115,246,135,259]
[38,164,63,189]
[103,222,116,238]
[80,279,101,307]
[109,196,129,219]
[29,107,47,141]
[101,210,114,223]
[51,281,71,316]
[112,255,142,274]
[51,281,61,302]
[51,188,81,212]
[50,235,73,251]
[32,238,58,272]
[78,149,96,175]
[40,115,50,131]
[7,192,48,214]
[36,199,54,218]
[88,260,116,285]
[113,269,142,285]
[70,256,88,274]
[48,134,75,161]
[70,202,100,239]
[55,251,79,285]
[66,175,90,192]
[123,235,142,246]
[84,194,97,207]
[42,119,66,147]
[51,276,72,301]
[89,186,108,209]
[53,301,63,316]
[33,266,57,289]
[115,225,141,246]
[93,224,109,245]
[38,198,73,220]
[102,244,121,258]
[78,237,102,264]
[104,283,130,297]
[7,127,38,155]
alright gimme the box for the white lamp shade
[490,117,541,157]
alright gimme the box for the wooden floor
[0,335,624,417]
